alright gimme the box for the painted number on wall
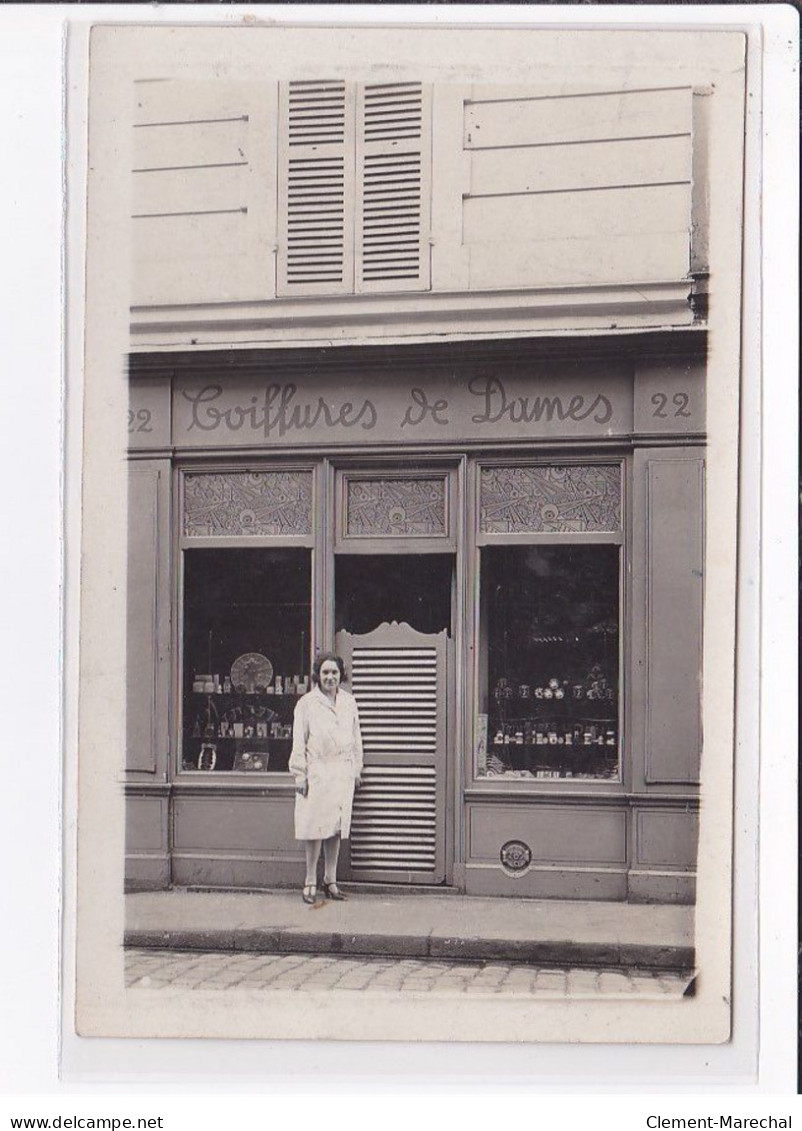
[651,392,691,419]
[128,408,153,433]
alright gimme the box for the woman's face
[319,660,341,695]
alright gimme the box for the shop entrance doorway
[335,555,454,885]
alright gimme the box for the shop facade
[126,334,704,902]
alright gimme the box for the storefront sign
[172,365,635,448]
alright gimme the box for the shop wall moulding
[463,789,699,809]
[467,802,628,867]
[170,780,297,797]
[125,791,170,893]
[633,806,700,871]
[626,869,696,905]
[173,792,296,854]
[124,856,170,894]
[128,327,707,381]
[130,280,696,349]
[170,856,304,891]
[463,862,629,902]
[126,462,171,778]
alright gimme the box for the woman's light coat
[289,685,364,840]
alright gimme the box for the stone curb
[124,928,694,971]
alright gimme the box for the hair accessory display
[230,653,274,694]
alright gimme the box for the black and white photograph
[70,16,753,1050]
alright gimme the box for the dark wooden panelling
[628,870,696,905]
[127,462,170,775]
[635,807,699,869]
[468,802,627,865]
[125,793,168,853]
[645,455,704,783]
[173,793,295,853]
[124,856,171,893]
[465,863,628,902]
[171,855,303,890]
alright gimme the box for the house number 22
[651,392,691,418]
[128,408,153,433]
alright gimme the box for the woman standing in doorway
[289,652,363,904]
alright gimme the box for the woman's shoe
[302,884,317,905]
[323,882,347,901]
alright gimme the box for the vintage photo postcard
[72,18,748,1047]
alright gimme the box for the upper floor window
[277,81,432,296]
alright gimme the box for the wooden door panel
[337,622,448,884]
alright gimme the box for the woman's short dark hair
[312,652,347,685]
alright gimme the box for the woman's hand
[355,776,362,790]
[296,781,309,797]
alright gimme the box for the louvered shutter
[277,81,356,295]
[336,624,447,885]
[355,83,432,293]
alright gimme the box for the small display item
[230,653,274,695]
[197,742,217,772]
[233,750,270,772]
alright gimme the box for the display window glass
[181,547,312,773]
[475,544,620,781]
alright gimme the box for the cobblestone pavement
[125,949,691,998]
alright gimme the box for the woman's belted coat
[289,685,364,840]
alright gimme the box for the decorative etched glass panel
[480,465,621,534]
[184,472,312,537]
[346,477,447,537]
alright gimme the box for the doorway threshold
[341,882,461,897]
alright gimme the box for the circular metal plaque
[500,840,532,874]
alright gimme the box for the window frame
[469,454,629,792]
[174,461,320,783]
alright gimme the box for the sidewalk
[126,888,695,972]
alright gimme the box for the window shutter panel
[355,83,432,293]
[277,80,356,295]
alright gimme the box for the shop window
[181,548,312,773]
[277,81,432,295]
[476,545,620,781]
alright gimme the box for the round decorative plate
[231,652,273,694]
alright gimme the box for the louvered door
[336,623,448,884]
[277,80,356,294]
[355,83,432,293]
